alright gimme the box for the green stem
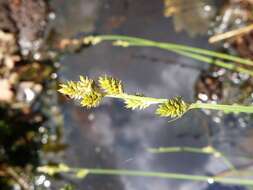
[221,156,236,172]
[147,146,236,171]
[107,93,253,115]
[147,146,209,154]
[159,48,253,76]
[39,163,253,186]
[98,35,253,66]
[85,168,253,186]
[106,93,168,105]
[190,103,253,113]
[126,42,253,76]
[93,35,253,76]
[157,42,253,66]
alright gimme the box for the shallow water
[51,0,253,189]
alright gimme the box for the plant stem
[156,42,253,67]
[106,93,168,105]
[147,146,236,171]
[209,24,253,43]
[132,43,253,76]
[190,103,253,113]
[39,164,253,187]
[107,93,253,115]
[98,35,253,67]
[83,168,253,186]
[157,47,253,76]
[91,35,253,76]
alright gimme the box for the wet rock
[231,30,253,61]
[16,62,53,82]
[0,30,20,69]
[0,79,14,103]
[16,81,42,105]
[0,0,17,33]
[8,0,49,55]
[0,1,62,189]
[211,0,253,35]
[195,67,223,103]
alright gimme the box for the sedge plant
[37,163,253,187]
[80,35,253,76]
[147,145,236,171]
[56,35,253,188]
[59,75,253,121]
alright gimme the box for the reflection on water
[52,0,253,189]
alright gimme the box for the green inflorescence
[59,75,253,121]
[124,97,151,110]
[80,90,103,108]
[58,76,94,100]
[59,76,104,108]
[59,75,190,120]
[156,97,189,118]
[98,75,124,95]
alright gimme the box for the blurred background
[1,0,253,189]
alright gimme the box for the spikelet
[81,91,103,108]
[124,94,151,110]
[58,76,94,100]
[59,76,103,108]
[98,75,124,95]
[83,36,102,45]
[124,98,151,110]
[37,164,70,176]
[156,97,189,118]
